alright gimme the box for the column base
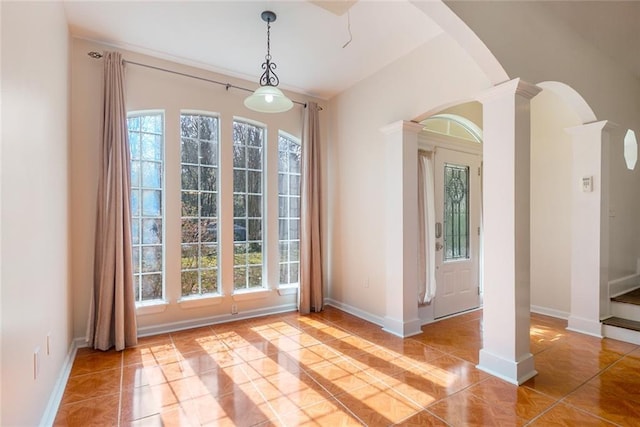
[382,316,422,338]
[567,315,603,338]
[477,349,537,385]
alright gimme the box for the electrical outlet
[34,347,40,380]
[231,303,238,315]
[46,333,51,356]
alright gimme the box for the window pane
[141,274,162,300]
[181,244,198,269]
[142,219,162,244]
[180,113,220,297]
[181,138,198,164]
[129,112,164,303]
[278,134,302,286]
[181,192,198,217]
[142,161,161,188]
[201,167,217,192]
[142,190,161,216]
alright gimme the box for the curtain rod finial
[88,51,103,59]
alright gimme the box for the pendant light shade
[245,10,294,114]
[244,85,293,113]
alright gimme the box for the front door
[433,148,481,318]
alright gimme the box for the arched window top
[421,114,483,143]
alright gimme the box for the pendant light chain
[260,13,279,87]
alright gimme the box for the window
[129,113,164,302]
[278,133,301,286]
[444,163,469,261]
[421,114,483,143]
[232,120,265,291]
[180,114,220,297]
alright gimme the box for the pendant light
[244,11,294,113]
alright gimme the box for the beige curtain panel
[418,150,437,304]
[299,102,324,314]
[86,51,138,351]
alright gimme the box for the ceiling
[538,1,640,81]
[63,1,444,100]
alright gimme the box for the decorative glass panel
[180,113,220,297]
[278,133,302,286]
[443,163,469,261]
[128,112,164,303]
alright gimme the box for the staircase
[602,287,640,345]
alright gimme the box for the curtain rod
[88,51,321,110]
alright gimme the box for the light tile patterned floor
[54,307,640,426]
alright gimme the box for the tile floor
[54,307,640,426]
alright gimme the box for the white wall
[530,89,582,316]
[1,2,71,425]
[70,38,326,338]
[326,34,491,320]
[608,126,640,280]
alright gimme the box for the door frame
[417,131,483,322]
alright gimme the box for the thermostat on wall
[582,176,593,192]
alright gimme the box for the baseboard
[136,303,297,337]
[39,340,78,427]
[530,305,570,320]
[323,298,385,327]
[567,315,603,338]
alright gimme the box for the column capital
[476,78,542,104]
[380,120,424,136]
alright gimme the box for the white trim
[136,300,169,315]
[567,315,603,338]
[232,289,271,301]
[602,324,640,345]
[135,303,296,337]
[38,340,79,427]
[178,295,223,309]
[277,285,298,296]
[382,316,423,338]
[530,305,570,320]
[323,298,385,326]
[608,274,640,298]
[418,131,482,156]
[477,350,537,385]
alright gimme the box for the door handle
[435,242,443,251]
[435,222,442,238]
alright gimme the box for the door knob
[435,242,443,251]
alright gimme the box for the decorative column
[380,120,424,338]
[565,121,616,337]
[476,78,541,385]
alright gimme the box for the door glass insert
[444,163,469,261]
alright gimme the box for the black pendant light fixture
[244,11,294,113]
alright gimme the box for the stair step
[611,288,640,305]
[601,316,640,332]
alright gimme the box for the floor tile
[334,382,422,426]
[60,368,122,405]
[53,393,120,426]
[528,402,618,426]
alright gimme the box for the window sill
[178,294,224,309]
[136,301,169,316]
[277,285,299,296]
[232,289,271,302]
